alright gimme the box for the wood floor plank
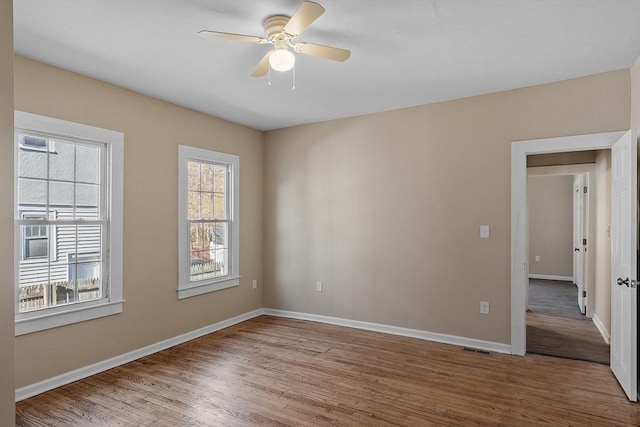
[16,315,640,426]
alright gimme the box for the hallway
[527,279,609,364]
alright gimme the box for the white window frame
[14,111,124,336]
[178,145,239,299]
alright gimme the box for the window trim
[14,111,124,336]
[177,145,240,299]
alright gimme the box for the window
[21,213,50,259]
[18,133,56,153]
[15,111,123,335]
[178,145,239,299]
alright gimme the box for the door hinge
[582,291,586,298]
[583,186,588,193]
[583,238,587,245]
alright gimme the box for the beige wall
[631,55,640,132]
[263,70,630,344]
[594,150,611,337]
[0,0,15,423]
[13,56,264,388]
[527,175,574,277]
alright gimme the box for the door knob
[617,277,630,287]
[574,248,580,252]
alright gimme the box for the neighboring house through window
[178,145,239,299]
[15,111,124,335]
[21,212,52,260]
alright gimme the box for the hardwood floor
[527,279,609,364]
[16,316,640,426]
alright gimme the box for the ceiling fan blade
[198,30,267,44]
[294,42,351,62]
[283,1,325,37]
[251,51,272,77]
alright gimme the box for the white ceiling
[13,0,640,131]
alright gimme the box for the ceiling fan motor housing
[264,15,291,41]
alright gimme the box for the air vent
[462,347,491,355]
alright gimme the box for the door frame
[527,165,596,317]
[511,131,626,355]
[573,173,586,313]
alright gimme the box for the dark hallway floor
[527,279,609,364]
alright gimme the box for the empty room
[2,0,640,425]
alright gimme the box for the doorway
[525,163,610,364]
[511,130,638,401]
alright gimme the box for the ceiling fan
[198,1,351,77]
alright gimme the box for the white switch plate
[316,281,323,292]
[535,255,540,262]
[480,225,490,239]
[480,301,490,314]
[252,279,257,289]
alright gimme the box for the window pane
[214,194,226,219]
[188,191,201,220]
[18,178,47,208]
[49,141,75,182]
[18,264,50,312]
[201,163,215,192]
[68,253,102,303]
[18,146,47,179]
[188,221,228,282]
[188,162,200,191]
[25,238,48,258]
[77,265,102,302]
[49,181,74,208]
[76,144,100,184]
[212,222,228,276]
[77,224,102,254]
[189,222,199,252]
[76,183,100,219]
[201,193,214,220]
[214,165,226,193]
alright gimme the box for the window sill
[177,276,240,299]
[15,300,124,336]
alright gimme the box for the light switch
[480,225,490,239]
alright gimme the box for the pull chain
[292,66,296,90]
[268,66,271,87]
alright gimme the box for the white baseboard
[263,309,512,355]
[592,312,611,344]
[17,307,514,402]
[15,308,265,402]
[528,274,573,282]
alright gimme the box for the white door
[573,174,585,314]
[610,129,638,402]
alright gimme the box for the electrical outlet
[480,301,490,315]
[252,279,257,289]
[535,255,540,262]
[480,225,490,239]
[316,281,323,292]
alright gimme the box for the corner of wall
[0,0,15,424]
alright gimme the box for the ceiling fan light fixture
[269,48,295,72]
